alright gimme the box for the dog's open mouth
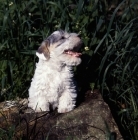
[64,49,82,57]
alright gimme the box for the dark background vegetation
[0,0,138,139]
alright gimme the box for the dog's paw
[58,108,73,113]
[33,107,50,112]
[28,105,50,112]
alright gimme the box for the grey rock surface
[0,90,123,140]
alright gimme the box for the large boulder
[0,90,123,140]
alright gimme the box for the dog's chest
[34,63,73,92]
[46,66,73,84]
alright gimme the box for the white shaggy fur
[28,30,82,113]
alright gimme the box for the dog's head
[36,30,82,66]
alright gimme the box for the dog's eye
[61,36,65,39]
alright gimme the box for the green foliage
[0,0,105,99]
[0,0,138,139]
[94,1,138,139]
[0,0,101,99]
[0,125,15,140]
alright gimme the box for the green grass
[0,0,138,139]
[94,1,138,139]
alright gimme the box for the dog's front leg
[28,96,50,112]
[58,89,77,113]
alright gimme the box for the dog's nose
[77,34,81,38]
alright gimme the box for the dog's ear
[36,41,50,60]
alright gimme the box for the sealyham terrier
[28,30,82,113]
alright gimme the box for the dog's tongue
[66,51,81,57]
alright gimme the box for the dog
[28,30,82,113]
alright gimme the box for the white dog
[28,30,82,113]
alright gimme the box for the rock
[0,91,123,140]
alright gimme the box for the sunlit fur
[28,30,82,113]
